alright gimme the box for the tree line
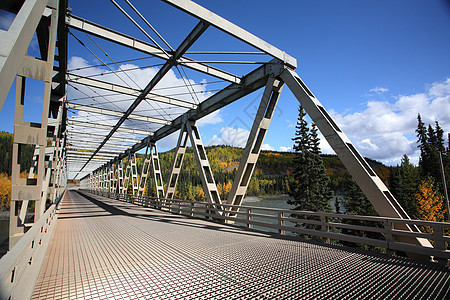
[0,132,35,209]
[287,106,448,249]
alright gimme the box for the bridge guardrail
[0,190,66,300]
[88,190,449,264]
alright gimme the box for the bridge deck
[31,190,449,299]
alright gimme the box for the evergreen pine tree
[341,178,381,249]
[416,114,429,176]
[389,154,419,217]
[288,106,333,213]
[416,115,447,194]
[434,121,445,153]
[310,123,334,211]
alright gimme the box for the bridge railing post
[190,202,194,217]
[384,219,395,256]
[432,223,447,265]
[320,214,330,243]
[278,212,285,235]
[247,208,253,228]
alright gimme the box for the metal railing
[0,190,65,300]
[90,190,449,263]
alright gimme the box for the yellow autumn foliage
[415,179,447,234]
[0,173,11,209]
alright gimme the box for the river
[242,195,295,210]
[237,194,343,234]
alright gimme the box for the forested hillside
[136,145,391,202]
[0,130,393,209]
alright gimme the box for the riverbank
[0,210,9,221]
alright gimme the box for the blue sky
[1,0,449,167]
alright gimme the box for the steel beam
[117,160,124,194]
[69,131,139,143]
[130,154,139,195]
[67,147,122,154]
[150,144,165,198]
[138,145,152,196]
[123,156,131,194]
[0,0,48,107]
[67,103,171,125]
[165,124,188,199]
[227,77,284,212]
[66,74,197,110]
[66,14,241,84]
[186,121,222,214]
[67,119,153,136]
[67,150,117,157]
[137,143,164,198]
[68,140,130,149]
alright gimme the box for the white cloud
[207,127,249,148]
[261,144,274,151]
[286,119,295,128]
[279,146,292,152]
[370,87,389,93]
[318,133,335,155]
[428,78,450,97]
[197,109,223,126]
[330,78,450,165]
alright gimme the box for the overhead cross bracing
[63,0,292,180]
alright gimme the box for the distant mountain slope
[139,145,392,198]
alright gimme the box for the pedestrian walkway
[31,190,450,299]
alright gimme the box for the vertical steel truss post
[44,96,65,204]
[110,163,117,193]
[9,2,62,248]
[104,166,109,192]
[102,168,106,192]
[122,155,131,195]
[117,160,124,194]
[186,121,223,214]
[101,168,106,192]
[54,124,67,200]
[226,77,284,214]
[93,172,96,192]
[138,144,151,196]
[138,143,164,198]
[96,170,100,192]
[104,165,109,193]
[105,164,110,193]
[165,124,189,199]
[97,169,100,192]
[150,144,165,198]
[280,68,430,248]
[130,153,139,195]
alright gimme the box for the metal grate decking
[31,190,450,299]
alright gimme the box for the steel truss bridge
[0,0,449,299]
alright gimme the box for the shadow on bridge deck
[31,190,450,299]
